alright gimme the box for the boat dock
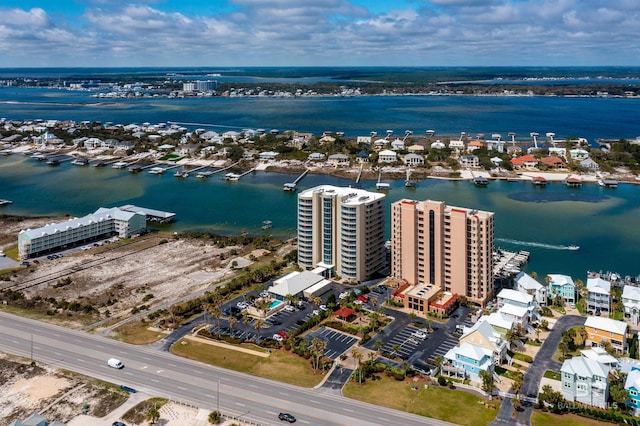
[284,169,309,191]
[120,204,176,223]
[376,169,390,190]
[493,249,530,277]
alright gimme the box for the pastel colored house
[584,316,628,355]
[459,319,509,365]
[625,367,640,415]
[622,285,640,326]
[561,356,609,409]
[547,274,576,305]
[586,277,611,312]
[442,342,494,383]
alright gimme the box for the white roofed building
[268,271,325,301]
[622,285,640,326]
[586,277,611,312]
[515,272,547,306]
[18,207,146,259]
[378,149,397,163]
[561,356,609,409]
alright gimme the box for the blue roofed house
[547,274,576,306]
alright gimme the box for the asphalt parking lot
[304,327,358,359]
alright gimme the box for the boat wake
[496,238,575,250]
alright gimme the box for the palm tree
[374,339,383,354]
[401,360,410,379]
[392,344,401,358]
[310,337,327,373]
[242,313,251,338]
[147,404,160,425]
[228,316,237,335]
[254,318,264,340]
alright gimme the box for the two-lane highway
[0,312,454,426]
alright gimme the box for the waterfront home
[407,144,425,153]
[373,138,388,149]
[459,155,479,168]
[378,149,397,163]
[561,356,609,409]
[496,288,537,313]
[259,151,279,161]
[623,285,640,325]
[355,150,370,163]
[490,157,503,167]
[540,155,566,168]
[308,152,325,161]
[467,140,483,152]
[510,154,538,169]
[548,147,567,159]
[327,153,350,167]
[442,342,494,383]
[515,272,547,306]
[584,316,628,354]
[356,136,372,144]
[625,367,640,415]
[547,274,576,305]
[430,140,446,149]
[570,148,590,160]
[391,138,405,150]
[83,137,103,149]
[498,304,532,332]
[403,153,424,166]
[448,138,465,152]
[580,158,600,170]
[586,277,611,313]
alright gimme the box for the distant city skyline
[0,1,639,68]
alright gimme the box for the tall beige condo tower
[297,185,386,283]
[391,199,494,306]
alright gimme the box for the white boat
[174,170,189,177]
[148,167,166,174]
[261,220,272,230]
[567,245,580,251]
[112,162,128,169]
[376,182,390,190]
[224,172,240,181]
[196,170,214,178]
[71,158,89,166]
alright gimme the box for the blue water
[269,300,283,310]
[1,67,639,282]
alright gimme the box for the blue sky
[0,0,638,67]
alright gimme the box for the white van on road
[107,358,124,369]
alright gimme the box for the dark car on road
[112,422,127,426]
[278,413,296,423]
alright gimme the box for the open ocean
[1,67,640,282]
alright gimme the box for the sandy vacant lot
[0,216,247,328]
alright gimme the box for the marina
[119,204,176,223]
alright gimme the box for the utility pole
[30,333,33,363]
[216,379,220,413]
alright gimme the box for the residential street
[491,314,584,426]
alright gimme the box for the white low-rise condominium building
[297,185,385,283]
[18,207,146,259]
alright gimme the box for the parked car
[357,295,369,303]
[353,299,363,305]
[283,304,295,312]
[278,413,296,423]
[412,331,428,340]
[319,304,328,311]
[312,309,320,316]
[339,292,349,299]
[112,422,127,426]
[236,301,249,309]
[277,330,289,339]
[272,334,284,342]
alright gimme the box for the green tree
[208,410,221,424]
[310,337,327,373]
[479,370,494,394]
[147,405,160,424]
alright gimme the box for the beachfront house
[484,312,515,336]
[586,277,611,313]
[510,154,538,170]
[580,158,600,170]
[403,153,424,166]
[515,272,547,307]
[378,150,397,163]
[625,368,640,415]
[584,316,628,355]
[407,144,425,153]
[356,150,370,163]
[327,153,350,167]
[430,140,446,149]
[448,138,465,152]
[490,157,503,167]
[308,152,325,161]
[570,148,590,160]
[391,138,405,150]
[540,155,566,169]
[547,274,576,306]
[259,151,278,161]
[561,356,610,409]
[459,319,508,365]
[467,140,483,152]
[356,136,372,144]
[459,155,479,168]
[623,285,640,326]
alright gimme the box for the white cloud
[0,1,638,66]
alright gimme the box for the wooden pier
[284,169,309,191]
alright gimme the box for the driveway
[491,314,584,426]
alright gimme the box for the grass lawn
[170,338,324,388]
[543,370,561,381]
[112,321,167,345]
[544,370,561,380]
[610,310,624,321]
[3,245,19,260]
[343,376,497,426]
[532,411,608,426]
[512,352,533,363]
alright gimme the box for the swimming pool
[269,299,283,310]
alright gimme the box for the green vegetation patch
[158,154,183,161]
[122,397,168,425]
[112,321,167,345]
[532,411,611,426]
[343,375,497,426]
[543,370,561,381]
[170,338,323,388]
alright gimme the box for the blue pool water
[269,300,283,310]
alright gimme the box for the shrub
[438,376,447,386]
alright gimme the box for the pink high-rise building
[391,199,494,306]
